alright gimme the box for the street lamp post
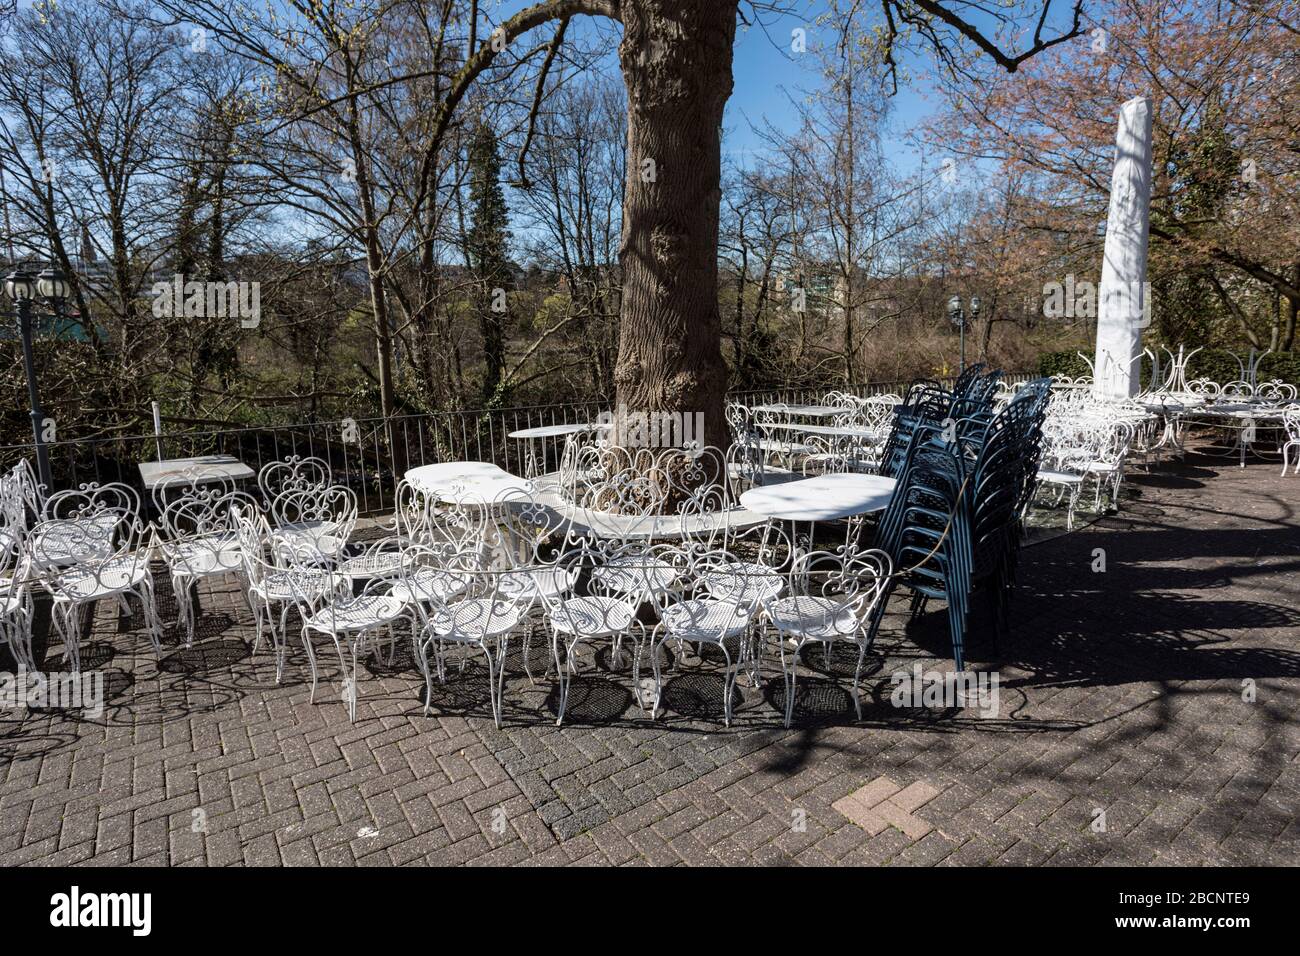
[946,294,982,373]
[5,265,70,493]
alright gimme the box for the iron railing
[1,373,1035,517]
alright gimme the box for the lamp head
[4,268,36,302]
[36,267,70,304]
[970,295,981,318]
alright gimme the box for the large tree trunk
[613,0,736,453]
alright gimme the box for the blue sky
[725,7,939,177]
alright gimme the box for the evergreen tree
[467,122,512,402]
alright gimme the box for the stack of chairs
[868,376,1052,668]
[877,364,1004,480]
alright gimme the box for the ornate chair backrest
[1220,380,1253,401]
[150,466,236,515]
[422,482,492,557]
[724,439,763,498]
[42,482,140,524]
[257,455,332,504]
[159,486,259,540]
[674,468,728,552]
[270,484,358,540]
[493,483,572,571]
[393,478,433,543]
[724,402,753,441]
[787,546,891,629]
[1283,409,1300,441]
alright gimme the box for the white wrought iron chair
[157,488,260,646]
[233,506,336,683]
[644,545,759,727]
[537,540,657,726]
[766,545,891,727]
[31,502,163,673]
[268,484,357,561]
[34,482,139,569]
[493,484,578,683]
[406,543,524,729]
[300,536,416,723]
[1,546,36,671]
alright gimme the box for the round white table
[739,473,896,521]
[404,462,532,504]
[740,473,897,552]
[507,423,598,478]
[506,423,595,439]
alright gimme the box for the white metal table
[139,455,255,491]
[740,473,897,550]
[507,422,597,478]
[1182,406,1292,468]
[749,403,842,418]
[405,462,536,564]
[740,473,896,522]
[404,462,533,503]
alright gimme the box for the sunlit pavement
[2,439,1296,866]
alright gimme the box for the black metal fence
[2,374,1033,517]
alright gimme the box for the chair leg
[299,627,319,703]
[552,631,571,727]
[251,596,266,654]
[138,580,164,655]
[852,640,867,721]
[650,633,667,720]
[418,637,435,717]
[347,642,360,723]
[948,600,966,672]
[483,643,500,729]
[272,604,291,682]
[720,642,735,727]
[780,638,801,728]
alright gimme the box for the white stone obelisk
[1093,95,1154,401]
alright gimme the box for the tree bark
[613,0,737,452]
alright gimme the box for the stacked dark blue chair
[867,375,1053,668]
[877,364,1004,480]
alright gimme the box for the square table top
[138,455,255,490]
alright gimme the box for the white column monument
[1093,95,1154,401]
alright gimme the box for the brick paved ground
[2,437,1297,866]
